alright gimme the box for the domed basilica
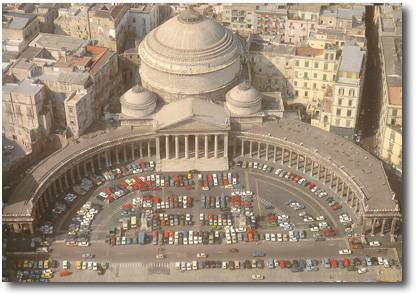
[119,6,284,171]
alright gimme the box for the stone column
[249,141,253,158]
[70,168,76,185]
[257,142,261,159]
[273,146,277,162]
[131,144,135,160]
[83,161,88,175]
[195,135,199,159]
[204,135,209,158]
[241,140,244,156]
[97,154,102,170]
[139,142,143,158]
[104,152,109,167]
[224,134,228,158]
[185,136,189,159]
[147,141,151,158]
[371,218,377,236]
[380,218,387,236]
[330,173,334,188]
[165,135,170,159]
[58,176,64,192]
[64,171,70,188]
[52,181,58,196]
[390,218,398,236]
[214,135,218,158]
[115,147,120,164]
[175,135,179,159]
[123,145,127,162]
[289,151,293,167]
[265,145,269,161]
[47,186,54,203]
[90,159,95,173]
[281,148,285,165]
[232,138,237,158]
[296,154,300,169]
[155,137,160,161]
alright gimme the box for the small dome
[120,85,157,118]
[225,82,262,115]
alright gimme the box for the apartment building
[249,38,295,98]
[255,4,287,40]
[2,80,53,153]
[88,4,129,52]
[64,90,95,138]
[375,5,402,173]
[329,45,366,138]
[222,3,257,34]
[54,5,91,39]
[2,11,40,53]
[292,44,338,108]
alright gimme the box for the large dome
[226,82,263,115]
[139,7,242,102]
[120,85,157,118]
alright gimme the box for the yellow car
[43,260,49,269]
[23,260,29,268]
[76,260,82,270]
[187,172,192,179]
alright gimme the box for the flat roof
[2,79,43,97]
[30,33,88,53]
[339,45,365,73]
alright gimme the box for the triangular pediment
[155,116,229,131]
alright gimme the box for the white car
[196,253,207,258]
[251,274,264,280]
[369,241,381,247]
[92,262,98,271]
[358,267,368,274]
[63,260,68,270]
[275,169,282,175]
[265,233,271,241]
[339,249,352,255]
[316,216,326,221]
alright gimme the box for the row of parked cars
[200,195,229,210]
[65,202,101,247]
[175,254,395,274]
[198,172,239,190]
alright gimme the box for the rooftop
[388,86,402,106]
[338,45,365,73]
[2,11,36,30]
[381,36,402,87]
[2,79,43,97]
[296,46,324,57]
[39,71,91,86]
[30,33,89,53]
[249,41,296,55]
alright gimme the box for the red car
[279,260,286,269]
[330,259,338,268]
[342,258,350,267]
[331,203,342,211]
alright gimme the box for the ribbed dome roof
[139,7,241,75]
[120,85,157,118]
[226,82,263,115]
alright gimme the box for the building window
[392,109,398,117]
[313,83,317,89]
[304,61,309,67]
[338,98,342,105]
[336,109,341,116]
[303,82,307,88]
[338,88,344,96]
[349,89,355,96]
[304,91,308,97]
[324,63,328,70]
[323,74,327,81]
[294,81,298,86]
[303,72,308,79]
[133,17,136,23]
[346,120,351,127]
[314,62,319,68]
[390,130,396,140]
[314,73,318,79]
[348,99,353,107]
[295,90,299,96]
[347,110,352,117]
